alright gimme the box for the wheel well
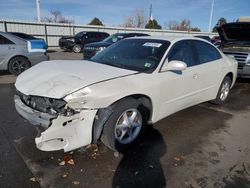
[112,94,153,121]
[225,72,233,81]
[92,94,153,144]
[8,55,31,69]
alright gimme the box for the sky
[0,0,249,32]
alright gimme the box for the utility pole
[149,4,153,21]
[36,0,41,22]
[208,0,215,32]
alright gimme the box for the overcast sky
[0,0,249,31]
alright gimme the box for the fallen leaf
[114,152,119,158]
[29,177,37,182]
[174,157,181,161]
[72,181,80,185]
[59,161,65,166]
[64,155,73,162]
[62,173,68,178]
[148,165,154,169]
[67,159,75,165]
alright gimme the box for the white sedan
[14,36,237,152]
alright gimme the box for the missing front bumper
[14,95,98,152]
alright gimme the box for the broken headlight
[64,87,91,109]
[17,91,74,115]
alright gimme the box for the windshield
[91,39,170,72]
[75,32,84,38]
[103,33,125,43]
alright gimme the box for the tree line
[42,9,227,32]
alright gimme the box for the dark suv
[59,31,109,53]
[83,32,149,59]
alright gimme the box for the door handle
[193,74,199,79]
[8,46,15,50]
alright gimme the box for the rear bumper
[14,95,98,152]
[28,53,49,66]
[238,64,250,78]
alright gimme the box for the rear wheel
[212,76,232,105]
[101,98,148,151]
[8,56,30,75]
[72,44,81,53]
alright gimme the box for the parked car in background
[0,32,49,75]
[9,32,48,50]
[14,36,237,152]
[59,31,109,53]
[211,36,221,44]
[194,35,212,43]
[217,22,250,78]
[83,32,150,59]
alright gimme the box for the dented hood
[15,60,137,98]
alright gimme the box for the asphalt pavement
[0,50,250,188]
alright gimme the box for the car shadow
[112,128,167,188]
[0,70,11,76]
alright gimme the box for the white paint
[15,36,237,152]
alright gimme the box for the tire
[8,56,30,76]
[212,76,232,105]
[72,44,81,53]
[101,98,148,151]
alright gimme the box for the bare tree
[42,10,73,23]
[122,9,147,28]
[167,19,191,31]
[167,20,179,30]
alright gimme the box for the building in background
[237,17,250,22]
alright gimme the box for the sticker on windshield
[144,63,152,68]
[143,42,162,48]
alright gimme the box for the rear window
[194,40,222,64]
[0,34,14,44]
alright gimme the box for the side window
[0,35,14,45]
[168,40,195,67]
[87,32,95,39]
[194,40,222,64]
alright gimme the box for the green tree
[88,17,104,26]
[212,17,227,32]
[145,19,162,29]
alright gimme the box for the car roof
[127,35,212,43]
[0,31,27,44]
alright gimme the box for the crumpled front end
[14,92,97,152]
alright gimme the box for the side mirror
[161,60,187,72]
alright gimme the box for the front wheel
[212,76,232,105]
[72,44,81,53]
[101,98,148,151]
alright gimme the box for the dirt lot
[0,49,250,188]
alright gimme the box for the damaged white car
[14,36,237,152]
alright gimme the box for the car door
[0,34,16,66]
[157,40,201,120]
[192,40,223,102]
